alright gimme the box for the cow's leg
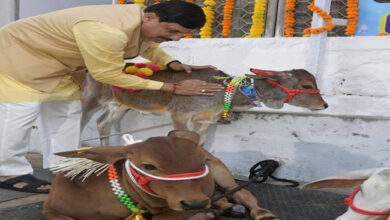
[170,111,193,130]
[192,122,211,146]
[153,210,216,220]
[202,149,277,220]
[43,210,75,220]
[96,103,128,146]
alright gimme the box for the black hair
[144,0,206,29]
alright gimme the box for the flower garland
[118,0,127,4]
[222,0,235,37]
[153,0,161,4]
[133,0,145,6]
[112,62,167,92]
[345,0,359,36]
[303,1,336,36]
[184,0,196,38]
[284,0,296,37]
[200,0,216,38]
[246,0,267,38]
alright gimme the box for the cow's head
[56,130,214,211]
[302,168,390,220]
[245,68,327,110]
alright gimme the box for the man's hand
[167,61,217,73]
[160,80,224,96]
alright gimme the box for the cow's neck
[120,163,168,212]
[230,78,270,110]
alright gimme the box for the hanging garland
[200,0,216,38]
[284,0,296,37]
[118,0,127,4]
[222,0,235,37]
[345,0,359,36]
[153,0,161,4]
[303,1,336,36]
[134,0,145,6]
[246,0,267,38]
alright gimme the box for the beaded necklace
[108,165,147,220]
[217,76,249,119]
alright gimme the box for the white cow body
[302,168,390,220]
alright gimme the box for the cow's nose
[323,103,328,109]
[180,199,209,210]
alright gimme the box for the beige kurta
[0,4,175,102]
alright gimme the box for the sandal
[0,174,51,193]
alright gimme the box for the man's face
[141,13,194,43]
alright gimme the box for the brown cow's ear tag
[168,130,200,144]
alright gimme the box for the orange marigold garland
[303,1,336,36]
[117,0,127,4]
[222,0,235,37]
[345,0,359,36]
[284,0,296,37]
[153,0,161,4]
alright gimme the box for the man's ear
[55,146,133,164]
[143,12,159,22]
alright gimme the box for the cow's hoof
[222,204,247,218]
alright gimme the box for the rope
[81,123,172,142]
[211,159,299,203]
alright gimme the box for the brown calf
[81,67,327,146]
[43,130,277,220]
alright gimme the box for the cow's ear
[302,179,366,189]
[302,168,384,190]
[55,146,132,164]
[168,130,200,144]
[246,68,280,81]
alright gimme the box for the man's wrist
[166,60,181,69]
[160,83,175,93]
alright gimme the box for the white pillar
[0,0,18,28]
[306,0,331,76]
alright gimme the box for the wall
[0,0,15,28]
[24,32,390,181]
[19,0,112,19]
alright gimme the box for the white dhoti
[0,100,81,175]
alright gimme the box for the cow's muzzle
[181,199,210,210]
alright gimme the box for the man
[0,1,223,193]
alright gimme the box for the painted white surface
[26,34,390,181]
[0,0,15,28]
[19,0,112,19]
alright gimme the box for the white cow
[302,168,390,220]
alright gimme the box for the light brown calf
[43,130,277,220]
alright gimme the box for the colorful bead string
[221,76,248,119]
[108,165,147,218]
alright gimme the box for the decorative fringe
[51,158,110,181]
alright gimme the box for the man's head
[141,0,206,43]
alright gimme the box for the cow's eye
[142,164,158,170]
[302,85,313,89]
